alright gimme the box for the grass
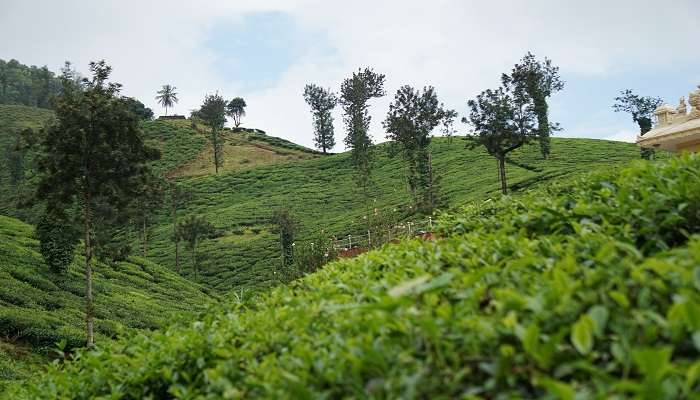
[8,154,699,399]
[146,120,320,178]
[146,136,644,292]
[0,214,213,389]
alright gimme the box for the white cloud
[1,0,698,150]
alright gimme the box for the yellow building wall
[678,140,700,153]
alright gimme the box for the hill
[8,154,699,399]
[0,104,321,220]
[144,120,321,178]
[0,214,213,389]
[145,136,643,292]
[0,105,646,292]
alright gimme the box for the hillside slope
[0,105,320,221]
[10,155,699,399]
[143,120,321,177]
[0,105,647,293]
[148,137,643,292]
[0,215,213,387]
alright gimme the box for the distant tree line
[0,59,61,108]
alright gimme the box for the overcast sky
[1,0,698,151]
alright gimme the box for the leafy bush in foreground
[8,156,700,399]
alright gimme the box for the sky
[1,0,699,151]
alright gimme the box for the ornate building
[637,85,700,153]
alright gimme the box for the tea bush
[9,155,699,399]
[0,215,213,388]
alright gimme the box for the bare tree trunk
[84,190,95,347]
[142,218,146,258]
[498,157,507,195]
[172,200,180,273]
[192,247,197,280]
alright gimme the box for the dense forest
[0,59,61,109]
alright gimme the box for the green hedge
[8,155,700,399]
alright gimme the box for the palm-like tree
[156,84,179,116]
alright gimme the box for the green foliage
[271,208,297,274]
[35,60,160,346]
[35,211,78,273]
[303,84,337,153]
[466,67,539,194]
[384,85,454,213]
[0,215,212,388]
[197,93,227,174]
[122,96,154,120]
[613,89,663,160]
[138,136,641,292]
[10,155,700,399]
[140,120,207,174]
[175,215,215,280]
[503,52,564,159]
[226,97,247,128]
[0,59,61,109]
[155,84,178,116]
[340,67,386,192]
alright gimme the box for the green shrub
[9,155,700,399]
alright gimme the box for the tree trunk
[173,201,180,273]
[142,218,147,259]
[84,190,95,347]
[165,105,168,117]
[639,118,655,160]
[535,97,550,160]
[192,247,197,280]
[498,157,507,195]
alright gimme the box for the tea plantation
[145,136,643,292]
[7,154,699,399]
[0,215,213,388]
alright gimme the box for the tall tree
[175,215,214,280]
[169,183,193,274]
[613,89,663,160]
[35,61,159,347]
[198,93,227,174]
[465,82,538,195]
[271,208,297,276]
[504,52,564,159]
[340,68,385,210]
[303,84,337,153]
[383,85,455,213]
[226,97,247,128]
[155,84,178,116]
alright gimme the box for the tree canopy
[503,52,564,159]
[613,89,663,159]
[0,58,61,108]
[197,93,228,173]
[35,60,159,346]
[384,85,455,212]
[226,97,247,127]
[304,84,337,153]
[340,67,385,197]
